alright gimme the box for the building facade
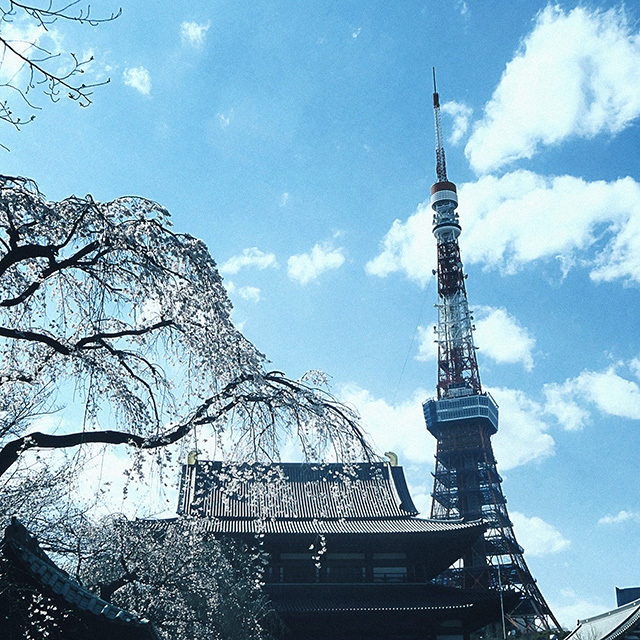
[176,459,513,640]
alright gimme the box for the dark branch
[0,239,102,307]
[0,372,371,478]
[75,319,174,349]
[0,326,71,354]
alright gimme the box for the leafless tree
[0,1,120,132]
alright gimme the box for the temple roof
[565,598,640,640]
[266,582,504,613]
[177,461,481,536]
[1,518,159,640]
[263,582,518,639]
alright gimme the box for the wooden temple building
[177,458,514,640]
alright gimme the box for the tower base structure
[424,392,561,633]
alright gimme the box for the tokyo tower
[422,69,560,633]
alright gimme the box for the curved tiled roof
[2,518,159,639]
[150,515,479,535]
[565,598,640,640]
[179,461,419,520]
[175,460,483,537]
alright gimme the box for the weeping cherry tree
[0,174,372,484]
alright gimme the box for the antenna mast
[430,67,481,401]
[433,67,448,183]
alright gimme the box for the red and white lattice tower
[423,69,560,633]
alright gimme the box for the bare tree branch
[0,2,120,132]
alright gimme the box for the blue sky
[3,0,640,629]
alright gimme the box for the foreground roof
[1,518,159,640]
[565,598,640,640]
[177,460,481,536]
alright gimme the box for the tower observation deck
[423,70,560,633]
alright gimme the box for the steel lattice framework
[423,70,561,634]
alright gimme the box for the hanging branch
[0,176,373,480]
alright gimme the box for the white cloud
[597,510,640,525]
[339,384,432,465]
[287,243,345,285]
[544,384,590,432]
[280,192,289,207]
[416,306,535,371]
[510,511,570,557]
[220,247,278,275]
[368,171,640,285]
[0,22,49,82]
[237,286,261,303]
[552,590,608,629]
[489,386,555,470]
[416,325,437,362]
[465,6,640,173]
[341,383,554,472]
[123,66,151,95]
[474,306,535,370]
[181,21,210,47]
[406,483,432,518]
[441,101,473,144]
[75,446,180,519]
[225,281,261,303]
[365,201,433,286]
[459,171,639,276]
[217,111,232,128]
[544,364,640,431]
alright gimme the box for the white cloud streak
[368,171,640,285]
[510,511,570,556]
[287,243,345,285]
[220,247,278,275]
[217,111,232,128]
[123,66,151,95]
[339,384,432,465]
[544,364,640,430]
[597,510,640,525]
[181,21,210,47]
[465,6,640,173]
[489,386,555,470]
[441,101,472,144]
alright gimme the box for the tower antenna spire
[423,74,561,634]
[429,69,480,400]
[432,67,448,183]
